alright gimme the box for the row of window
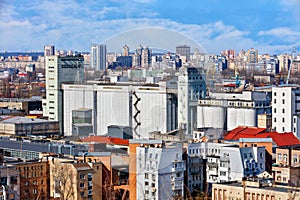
[273,92,285,97]
[273,108,285,113]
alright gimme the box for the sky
[0,0,300,54]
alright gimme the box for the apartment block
[15,161,50,200]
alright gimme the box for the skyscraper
[122,44,129,56]
[176,45,191,62]
[90,44,107,70]
[44,45,55,57]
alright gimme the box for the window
[80,182,85,188]
[249,153,253,158]
[80,174,85,179]
[278,153,282,161]
[244,153,247,158]
[274,108,276,113]
[145,182,149,186]
[282,118,285,123]
[33,189,37,194]
[274,118,276,123]
[283,154,287,162]
[33,180,37,185]
[282,109,285,113]
[25,181,29,186]
[274,99,276,104]
[220,171,226,176]
[282,92,285,96]
[145,173,149,179]
[283,127,285,132]
[81,192,85,197]
[274,92,277,96]
[282,99,285,104]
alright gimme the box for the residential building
[90,44,106,70]
[198,142,265,184]
[122,44,129,56]
[273,146,300,186]
[0,166,20,200]
[15,161,50,200]
[224,126,300,147]
[50,161,94,200]
[43,54,84,134]
[272,86,300,138]
[239,138,273,173]
[184,142,206,193]
[129,139,185,200]
[246,48,258,63]
[212,180,300,200]
[176,45,191,62]
[44,45,55,57]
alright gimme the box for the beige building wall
[212,182,300,200]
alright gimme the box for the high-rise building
[176,45,191,62]
[246,48,258,63]
[44,45,55,57]
[122,44,129,56]
[43,54,84,134]
[90,44,107,70]
[178,66,206,135]
[272,86,300,138]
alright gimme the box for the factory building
[62,77,178,138]
[198,91,271,131]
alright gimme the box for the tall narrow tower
[178,66,206,135]
[90,44,107,70]
[43,54,84,134]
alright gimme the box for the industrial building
[62,77,178,138]
[198,90,272,131]
[178,66,207,135]
[0,116,59,136]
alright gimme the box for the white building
[43,55,84,134]
[272,86,300,138]
[90,44,106,70]
[62,78,178,138]
[135,141,185,199]
[178,66,206,136]
[197,142,265,184]
[198,91,271,131]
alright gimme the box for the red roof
[224,126,300,147]
[81,136,129,146]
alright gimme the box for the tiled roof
[71,162,92,171]
[224,126,300,147]
[81,136,129,146]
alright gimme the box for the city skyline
[0,0,300,54]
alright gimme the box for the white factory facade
[62,78,178,138]
[197,91,272,131]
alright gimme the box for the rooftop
[224,126,300,147]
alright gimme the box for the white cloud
[258,27,299,38]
